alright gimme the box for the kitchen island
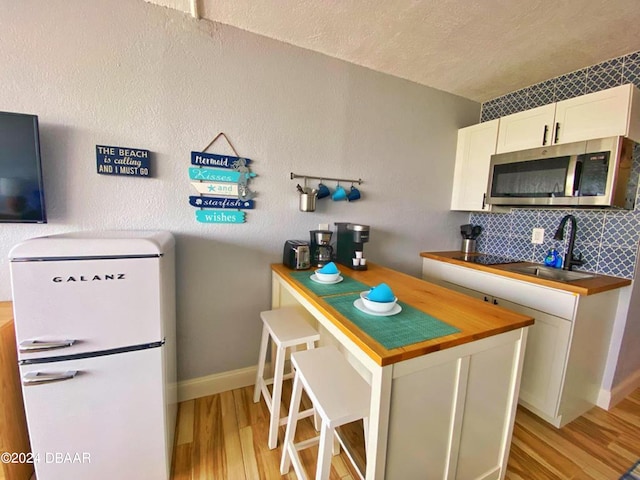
[271,263,534,480]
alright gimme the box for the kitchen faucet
[553,214,584,271]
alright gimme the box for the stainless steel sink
[504,265,594,282]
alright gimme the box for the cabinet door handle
[553,122,560,143]
[482,193,486,210]
[484,296,490,302]
[493,298,499,305]
[542,125,549,145]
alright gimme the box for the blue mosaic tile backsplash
[473,50,640,279]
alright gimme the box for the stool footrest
[294,435,320,451]
[261,384,312,418]
[279,407,314,426]
[264,371,294,387]
[285,442,308,480]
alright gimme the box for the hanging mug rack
[290,172,364,211]
[290,172,363,185]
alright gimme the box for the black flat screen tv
[0,111,47,223]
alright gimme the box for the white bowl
[359,291,397,313]
[315,270,340,282]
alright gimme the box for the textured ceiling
[148,0,640,102]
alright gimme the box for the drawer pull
[22,371,78,386]
[19,339,76,353]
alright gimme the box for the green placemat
[289,270,370,297]
[324,293,460,350]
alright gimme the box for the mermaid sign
[190,151,257,223]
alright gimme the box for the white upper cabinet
[495,104,555,153]
[496,84,640,154]
[554,84,640,143]
[450,119,499,211]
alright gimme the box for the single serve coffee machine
[309,229,333,267]
[335,222,370,270]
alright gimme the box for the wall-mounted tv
[0,111,47,223]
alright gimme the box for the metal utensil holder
[299,192,317,212]
[461,239,477,254]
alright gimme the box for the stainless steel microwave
[486,136,635,208]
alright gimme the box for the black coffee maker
[334,222,370,270]
[309,230,333,267]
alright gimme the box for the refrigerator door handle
[19,339,76,353]
[22,371,78,386]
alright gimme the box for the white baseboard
[178,365,258,402]
[597,368,640,410]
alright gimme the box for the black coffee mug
[317,182,331,199]
[347,185,361,202]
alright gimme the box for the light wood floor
[171,385,640,479]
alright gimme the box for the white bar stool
[253,307,320,450]
[280,345,371,480]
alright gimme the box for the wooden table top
[420,251,631,295]
[272,263,533,366]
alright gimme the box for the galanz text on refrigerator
[51,274,126,282]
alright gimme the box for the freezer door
[8,230,173,260]
[11,257,162,361]
[20,347,173,480]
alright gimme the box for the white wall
[0,0,478,380]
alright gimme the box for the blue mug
[347,186,361,202]
[332,185,347,201]
[317,182,331,199]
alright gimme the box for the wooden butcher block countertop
[272,263,533,366]
[420,251,631,295]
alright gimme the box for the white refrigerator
[9,231,177,480]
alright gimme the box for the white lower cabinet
[385,329,526,479]
[496,298,571,419]
[423,258,620,427]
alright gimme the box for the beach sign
[97,145,151,177]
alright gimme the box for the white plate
[353,298,402,317]
[310,274,343,284]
